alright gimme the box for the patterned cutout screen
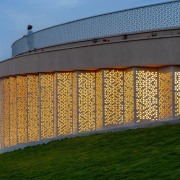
[12,1,180,56]
[0,67,179,150]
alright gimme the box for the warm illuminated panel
[159,72,172,119]
[27,75,39,142]
[9,77,17,146]
[0,80,3,149]
[53,74,57,137]
[78,72,96,132]
[72,72,77,134]
[57,73,73,135]
[124,70,134,124]
[17,76,27,144]
[96,71,103,130]
[174,72,180,117]
[104,70,124,126]
[136,70,158,122]
[40,74,54,139]
[3,78,9,147]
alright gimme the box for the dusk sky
[0,0,174,61]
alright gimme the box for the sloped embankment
[0,123,179,180]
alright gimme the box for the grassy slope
[0,123,179,180]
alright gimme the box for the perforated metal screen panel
[0,67,180,150]
[12,1,180,56]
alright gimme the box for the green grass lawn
[0,123,179,180]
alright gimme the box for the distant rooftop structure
[12,0,180,57]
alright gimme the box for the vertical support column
[0,80,2,149]
[157,69,160,121]
[94,72,97,131]
[159,67,173,121]
[72,71,78,134]
[9,76,17,146]
[122,70,125,126]
[3,78,10,148]
[2,78,4,148]
[27,74,39,142]
[16,76,18,144]
[16,76,18,145]
[39,74,41,140]
[8,78,10,146]
[53,73,57,138]
[167,66,180,120]
[124,68,135,125]
[27,75,29,143]
[71,72,73,134]
[172,66,180,119]
[1,79,4,149]
[52,74,55,138]
[133,67,137,125]
[55,73,58,137]
[26,75,28,143]
[171,66,175,120]
[76,71,79,133]
[95,70,103,130]
[0,79,4,149]
[102,69,105,128]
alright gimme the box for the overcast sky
[0,0,175,61]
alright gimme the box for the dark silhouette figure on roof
[26,25,34,51]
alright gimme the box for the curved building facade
[1,65,180,152]
[1,1,180,152]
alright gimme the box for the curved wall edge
[1,118,180,154]
[0,34,180,78]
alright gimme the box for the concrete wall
[1,29,180,78]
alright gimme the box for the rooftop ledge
[12,0,180,57]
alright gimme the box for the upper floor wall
[0,28,179,78]
[11,1,180,57]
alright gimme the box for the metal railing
[12,1,180,57]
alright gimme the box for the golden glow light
[174,72,180,116]
[104,70,124,126]
[136,70,158,122]
[17,76,27,144]
[57,73,73,135]
[159,72,172,119]
[9,77,17,146]
[78,72,96,132]
[124,70,134,124]
[96,71,103,130]
[40,74,54,139]
[3,78,9,147]
[0,80,3,149]
[27,75,39,142]
[0,68,179,150]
